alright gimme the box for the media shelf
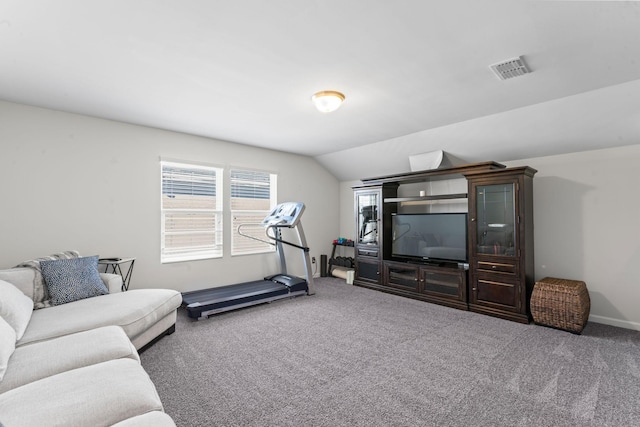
[352,161,536,323]
[384,193,468,203]
[383,260,468,311]
[360,161,506,185]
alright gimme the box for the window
[230,169,277,255]
[161,161,223,263]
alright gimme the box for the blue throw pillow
[40,256,108,306]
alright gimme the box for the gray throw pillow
[40,256,108,306]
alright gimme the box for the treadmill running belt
[182,279,291,319]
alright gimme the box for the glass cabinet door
[476,183,515,256]
[356,192,379,246]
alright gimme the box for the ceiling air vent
[489,56,530,80]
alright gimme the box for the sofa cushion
[0,358,164,427]
[13,250,81,308]
[17,289,182,348]
[0,326,139,394]
[0,316,16,381]
[111,411,177,427]
[40,255,108,306]
[0,269,121,299]
[0,279,33,340]
[0,268,36,301]
[100,272,124,293]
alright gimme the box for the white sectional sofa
[0,252,182,426]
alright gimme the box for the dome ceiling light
[311,90,345,113]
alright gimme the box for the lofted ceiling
[2,1,640,181]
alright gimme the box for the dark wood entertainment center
[352,161,536,323]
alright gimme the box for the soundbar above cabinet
[352,162,536,323]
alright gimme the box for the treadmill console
[262,202,306,227]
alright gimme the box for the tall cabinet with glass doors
[465,167,536,323]
[353,183,398,286]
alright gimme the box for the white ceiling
[2,1,640,181]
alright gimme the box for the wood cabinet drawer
[357,248,379,258]
[473,273,518,307]
[475,260,516,274]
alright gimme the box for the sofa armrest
[100,273,123,293]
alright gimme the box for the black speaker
[320,254,328,277]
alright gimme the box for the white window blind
[231,169,277,256]
[161,161,223,263]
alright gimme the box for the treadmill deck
[182,276,308,319]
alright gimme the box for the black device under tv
[391,212,468,263]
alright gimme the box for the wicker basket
[530,277,590,334]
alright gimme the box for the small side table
[98,257,136,291]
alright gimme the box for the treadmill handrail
[236,201,315,295]
[237,222,276,247]
[236,223,310,252]
[265,224,310,252]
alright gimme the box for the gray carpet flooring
[140,278,640,427]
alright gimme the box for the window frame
[230,168,278,256]
[160,160,224,264]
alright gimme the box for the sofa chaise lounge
[0,252,182,426]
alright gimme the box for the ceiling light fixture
[311,90,345,113]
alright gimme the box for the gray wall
[3,99,638,331]
[0,101,340,291]
[340,145,640,331]
[508,147,640,330]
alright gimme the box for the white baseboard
[589,314,640,331]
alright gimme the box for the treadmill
[181,202,315,320]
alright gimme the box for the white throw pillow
[0,279,34,340]
[0,316,17,381]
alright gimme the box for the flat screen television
[391,213,468,263]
